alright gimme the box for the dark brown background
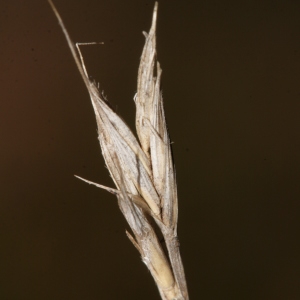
[1,0,300,299]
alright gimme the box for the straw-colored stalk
[49,1,189,299]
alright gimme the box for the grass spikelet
[48,1,189,299]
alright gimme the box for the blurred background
[1,0,300,299]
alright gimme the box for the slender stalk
[48,1,189,299]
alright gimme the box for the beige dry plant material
[48,1,189,299]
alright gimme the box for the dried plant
[48,1,189,299]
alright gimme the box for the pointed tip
[48,0,92,90]
[150,2,158,33]
[48,0,63,26]
[47,0,54,8]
